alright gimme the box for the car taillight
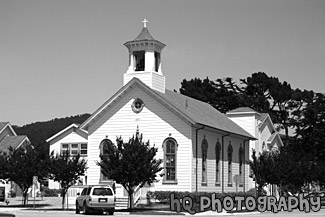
[89,196,92,202]
[114,197,116,202]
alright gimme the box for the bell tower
[124,19,166,93]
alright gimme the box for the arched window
[99,139,114,181]
[163,138,178,183]
[215,139,221,185]
[227,142,233,186]
[201,137,208,185]
[238,144,244,186]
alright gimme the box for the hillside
[12,113,91,154]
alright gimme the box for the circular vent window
[132,98,144,113]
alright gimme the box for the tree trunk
[128,189,134,211]
[284,126,289,146]
[23,189,28,206]
[61,190,66,210]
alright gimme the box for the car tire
[76,202,80,214]
[108,209,114,215]
[83,202,89,215]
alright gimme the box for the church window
[227,142,233,186]
[238,144,244,186]
[132,98,145,113]
[133,51,145,71]
[100,139,114,181]
[215,139,221,185]
[163,138,178,183]
[201,137,208,185]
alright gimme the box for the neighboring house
[0,122,31,197]
[0,122,30,152]
[48,22,284,200]
[226,107,284,195]
[46,123,88,189]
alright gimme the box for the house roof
[0,122,8,131]
[0,122,17,137]
[258,113,268,122]
[0,135,29,152]
[46,123,88,143]
[227,107,259,114]
[80,78,255,140]
[267,132,284,148]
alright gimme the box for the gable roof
[258,113,268,123]
[0,122,8,131]
[46,123,88,143]
[267,132,284,148]
[0,135,30,152]
[80,78,255,140]
[0,122,17,137]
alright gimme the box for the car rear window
[92,188,113,196]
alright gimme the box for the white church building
[46,21,283,199]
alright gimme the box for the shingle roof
[0,135,28,152]
[0,122,8,132]
[134,27,156,41]
[155,90,255,139]
[258,113,269,123]
[267,132,277,143]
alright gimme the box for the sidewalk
[0,196,184,215]
[0,196,69,210]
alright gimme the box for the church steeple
[124,19,166,93]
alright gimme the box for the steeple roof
[134,27,156,41]
[124,22,165,49]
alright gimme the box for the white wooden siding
[87,86,192,191]
[48,129,88,189]
[191,128,249,193]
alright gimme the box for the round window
[132,98,144,113]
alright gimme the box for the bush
[42,187,61,197]
[147,190,256,204]
[9,190,16,198]
[146,190,256,213]
[247,187,267,196]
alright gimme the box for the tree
[180,72,314,145]
[49,151,87,210]
[0,151,9,181]
[248,150,279,196]
[291,92,325,188]
[6,145,49,206]
[97,130,163,210]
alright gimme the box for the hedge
[146,190,256,204]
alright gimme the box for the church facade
[47,21,282,197]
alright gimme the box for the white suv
[76,185,115,215]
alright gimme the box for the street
[0,208,325,217]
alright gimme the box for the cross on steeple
[142,18,148,28]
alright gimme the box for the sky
[1,0,324,126]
